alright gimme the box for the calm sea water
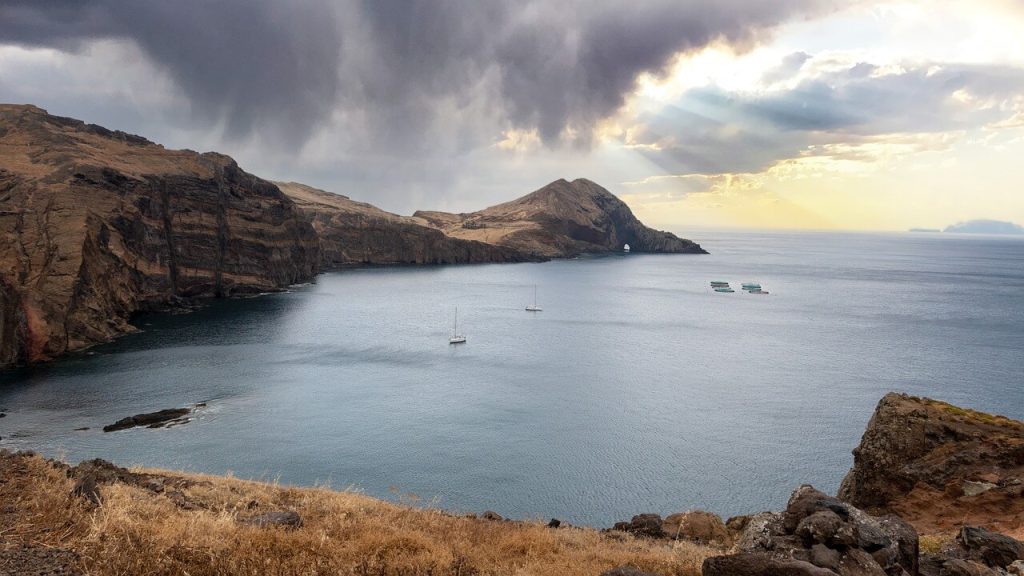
[1,230,1023,526]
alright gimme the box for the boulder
[878,515,919,575]
[956,526,1024,568]
[702,553,838,576]
[481,511,504,521]
[919,557,1002,576]
[70,475,101,506]
[835,549,887,576]
[730,486,918,576]
[663,511,731,546]
[795,510,851,548]
[613,514,665,539]
[809,544,842,571]
[727,515,754,533]
[734,511,789,552]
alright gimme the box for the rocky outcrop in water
[414,178,707,258]
[838,393,1024,535]
[102,408,192,432]
[0,104,319,367]
[277,182,539,266]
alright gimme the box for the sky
[1,0,1023,231]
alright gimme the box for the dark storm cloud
[630,59,1024,176]
[0,0,835,149]
[351,0,835,144]
[0,0,342,146]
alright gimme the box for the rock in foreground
[705,484,918,576]
[838,393,1024,534]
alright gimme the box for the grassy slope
[1,453,716,575]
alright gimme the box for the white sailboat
[623,243,631,253]
[525,285,542,312]
[449,307,466,344]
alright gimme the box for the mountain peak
[417,178,706,257]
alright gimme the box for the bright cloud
[1,0,1023,229]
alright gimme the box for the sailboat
[526,285,542,312]
[449,307,466,344]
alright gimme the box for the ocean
[1,230,1022,527]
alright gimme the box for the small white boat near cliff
[449,307,466,344]
[526,285,542,312]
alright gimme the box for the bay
[1,230,1022,527]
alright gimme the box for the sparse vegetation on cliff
[0,451,716,576]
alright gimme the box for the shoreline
[1,393,1023,574]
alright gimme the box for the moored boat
[449,307,467,344]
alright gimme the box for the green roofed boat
[714,287,735,293]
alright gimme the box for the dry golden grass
[918,533,951,555]
[1,454,718,575]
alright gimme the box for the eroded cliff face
[838,393,1024,535]
[414,178,707,258]
[277,182,539,266]
[1,106,707,368]
[0,104,319,366]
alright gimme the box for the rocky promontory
[838,393,1024,535]
[414,178,707,258]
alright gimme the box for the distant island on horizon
[909,219,1024,235]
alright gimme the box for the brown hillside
[415,178,706,258]
[0,104,319,366]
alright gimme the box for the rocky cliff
[838,393,1024,535]
[414,178,707,258]
[0,104,319,366]
[0,106,706,369]
[277,182,539,266]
